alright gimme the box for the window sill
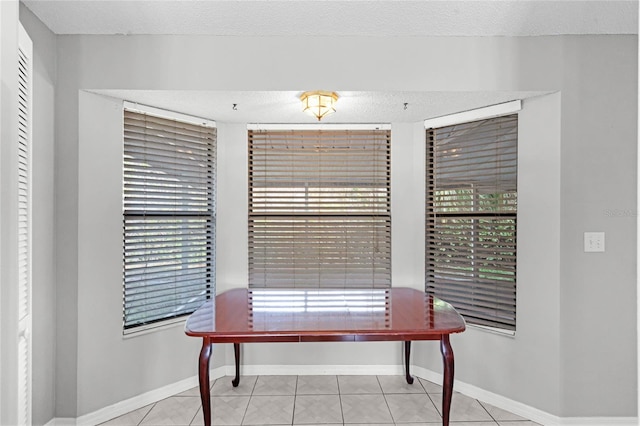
[468,323,516,337]
[122,316,186,339]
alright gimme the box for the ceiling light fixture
[300,90,339,121]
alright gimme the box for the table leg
[440,334,454,426]
[232,343,240,387]
[199,337,212,426]
[404,341,414,384]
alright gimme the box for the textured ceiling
[35,1,631,122]
[92,90,549,123]
[23,0,638,36]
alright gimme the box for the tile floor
[100,375,541,426]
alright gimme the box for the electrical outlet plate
[584,232,605,252]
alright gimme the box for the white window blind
[426,114,518,331]
[17,23,33,426]
[248,129,391,288]
[123,108,216,331]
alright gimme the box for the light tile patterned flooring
[100,375,541,426]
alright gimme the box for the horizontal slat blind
[426,114,517,331]
[248,129,391,288]
[123,109,216,330]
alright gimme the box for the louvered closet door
[17,24,33,426]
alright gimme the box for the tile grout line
[138,402,157,426]
[238,375,258,426]
[377,375,397,425]
[136,402,156,426]
[425,390,443,420]
[291,375,298,426]
[336,375,345,426]
[478,399,500,424]
[188,401,200,426]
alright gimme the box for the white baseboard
[557,418,638,426]
[415,365,559,425]
[55,367,227,426]
[412,366,638,426]
[44,418,76,426]
[45,364,638,426]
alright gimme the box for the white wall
[76,93,416,414]
[417,92,563,415]
[77,92,220,415]
[58,34,636,419]
[391,122,426,290]
[559,36,638,416]
[215,122,249,293]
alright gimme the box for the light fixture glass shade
[300,90,339,121]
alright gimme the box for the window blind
[426,114,517,331]
[123,109,216,331]
[248,129,391,289]
[17,24,33,426]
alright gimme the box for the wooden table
[185,287,466,426]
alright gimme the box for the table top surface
[185,287,466,343]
